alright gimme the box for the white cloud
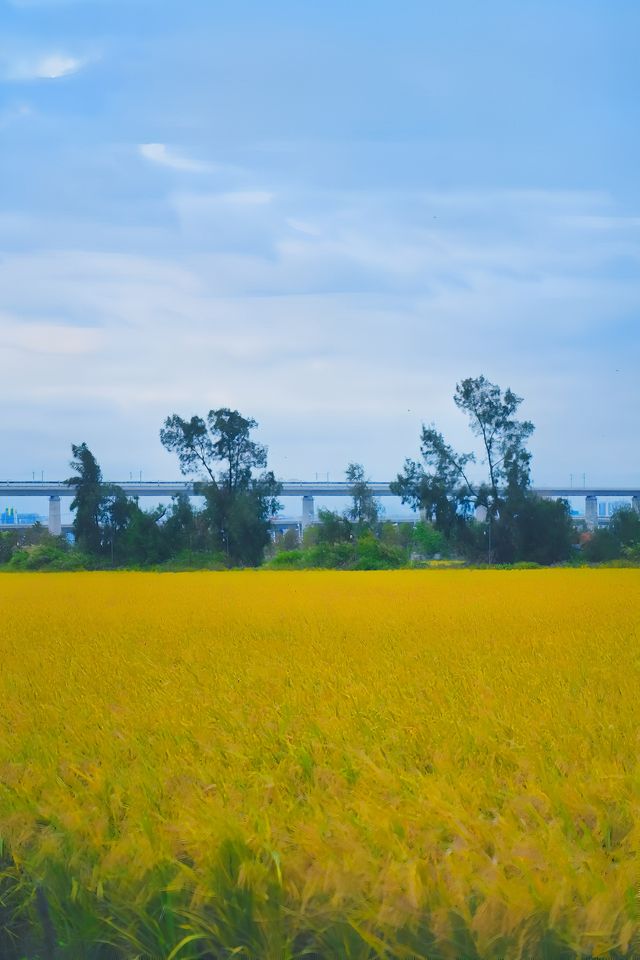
[6,54,84,81]
[286,218,321,236]
[0,188,639,483]
[0,316,104,355]
[138,143,213,173]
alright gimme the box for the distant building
[598,500,629,519]
[18,513,43,525]
[0,507,45,525]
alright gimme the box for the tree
[160,409,268,489]
[314,508,352,546]
[158,415,217,482]
[0,531,19,565]
[67,443,166,565]
[392,376,533,527]
[391,431,476,539]
[99,484,129,563]
[160,493,202,557]
[582,507,640,564]
[66,443,105,554]
[493,495,573,565]
[582,528,622,563]
[453,375,534,513]
[412,521,446,559]
[160,408,281,565]
[203,476,281,566]
[345,463,381,528]
[609,507,640,549]
[392,376,568,564]
[117,501,168,566]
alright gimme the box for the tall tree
[454,375,534,512]
[67,444,163,564]
[66,443,105,554]
[160,408,281,565]
[160,409,268,489]
[392,376,534,529]
[391,376,573,563]
[345,462,381,528]
[209,409,267,491]
[158,415,217,482]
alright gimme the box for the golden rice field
[1,570,640,959]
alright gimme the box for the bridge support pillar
[302,495,315,527]
[585,494,598,530]
[632,496,640,515]
[48,496,61,536]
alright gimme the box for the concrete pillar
[48,496,62,536]
[632,496,640,515]
[302,494,315,526]
[585,494,598,530]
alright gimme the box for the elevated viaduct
[1,481,639,536]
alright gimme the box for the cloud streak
[5,53,85,80]
[0,314,104,356]
[138,143,213,174]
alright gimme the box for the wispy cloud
[0,315,104,356]
[5,53,85,81]
[0,103,32,128]
[138,143,213,174]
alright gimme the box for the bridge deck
[1,481,639,499]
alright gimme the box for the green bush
[412,521,446,558]
[582,529,622,563]
[155,549,227,571]
[8,544,90,571]
[379,522,413,550]
[354,533,406,569]
[265,537,407,570]
[304,543,354,568]
[623,544,640,563]
[266,549,306,569]
[0,531,20,564]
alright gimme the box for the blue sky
[1,0,639,492]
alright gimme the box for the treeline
[2,376,639,570]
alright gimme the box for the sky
[1,0,639,500]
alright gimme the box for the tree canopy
[66,442,105,554]
[391,375,571,564]
[16,384,596,571]
[160,408,280,565]
[345,462,381,528]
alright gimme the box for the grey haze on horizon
[1,0,639,490]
